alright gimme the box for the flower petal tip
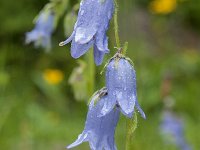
[66,145,72,149]
[59,41,65,46]
[95,61,102,66]
[141,113,146,120]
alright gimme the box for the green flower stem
[114,0,121,48]
[125,112,138,150]
[113,2,136,149]
[86,49,95,98]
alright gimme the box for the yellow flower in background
[43,69,64,85]
[150,0,177,14]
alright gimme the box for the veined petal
[71,39,94,58]
[105,136,117,150]
[93,44,106,66]
[99,95,116,117]
[103,36,110,53]
[117,94,135,118]
[95,32,105,52]
[95,32,110,52]
[75,27,97,44]
[93,35,110,65]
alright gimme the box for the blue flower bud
[67,93,119,150]
[101,58,146,118]
[59,0,114,65]
[26,11,54,50]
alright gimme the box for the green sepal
[101,42,135,74]
[87,87,107,106]
[68,60,88,101]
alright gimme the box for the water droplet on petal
[81,10,85,16]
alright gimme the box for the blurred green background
[0,0,200,149]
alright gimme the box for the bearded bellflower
[160,111,192,150]
[26,11,54,50]
[67,88,120,150]
[59,0,114,65]
[100,58,146,119]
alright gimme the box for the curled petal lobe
[59,32,75,46]
[93,35,110,65]
[93,44,106,66]
[99,95,116,117]
[75,27,97,44]
[135,100,146,119]
[67,133,88,149]
[118,94,135,118]
[71,39,93,58]
[103,36,110,53]
[95,32,106,52]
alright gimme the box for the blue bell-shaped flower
[101,58,146,118]
[67,88,120,150]
[59,0,114,65]
[26,11,54,50]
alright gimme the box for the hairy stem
[86,49,95,98]
[125,112,138,150]
[114,0,121,48]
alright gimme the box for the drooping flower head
[160,111,192,150]
[100,56,146,119]
[67,88,120,150]
[26,11,54,50]
[59,0,114,66]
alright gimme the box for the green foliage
[64,11,77,36]
[68,60,88,101]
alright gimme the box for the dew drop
[80,10,85,15]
